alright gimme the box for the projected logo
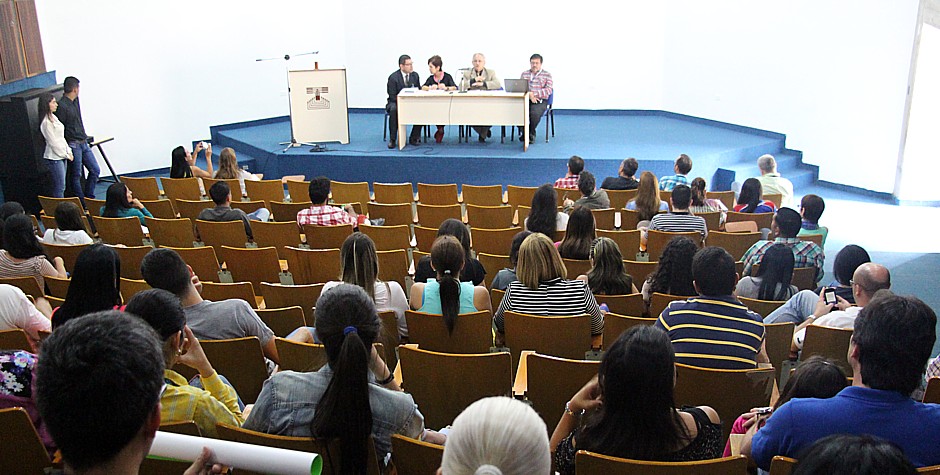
[305,87,330,110]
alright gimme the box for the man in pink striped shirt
[520,54,553,144]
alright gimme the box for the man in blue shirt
[658,154,692,191]
[743,291,940,469]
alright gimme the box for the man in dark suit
[387,54,423,148]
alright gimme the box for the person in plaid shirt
[554,155,584,189]
[296,177,360,228]
[659,154,693,191]
[521,53,553,144]
[742,208,825,286]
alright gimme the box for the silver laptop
[504,78,529,93]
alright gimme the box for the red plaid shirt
[296,204,355,227]
[554,174,579,189]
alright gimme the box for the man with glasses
[386,55,423,148]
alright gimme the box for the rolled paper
[149,431,322,475]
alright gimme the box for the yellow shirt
[161,369,245,437]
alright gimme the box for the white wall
[36,0,919,196]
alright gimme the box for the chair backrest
[390,434,444,475]
[203,178,241,198]
[413,225,438,253]
[526,353,599,430]
[595,230,640,256]
[763,321,796,384]
[274,338,328,372]
[924,377,940,404]
[801,325,854,374]
[283,246,341,284]
[173,198,211,221]
[706,190,736,210]
[591,208,617,230]
[84,198,105,217]
[575,451,748,475]
[200,337,268,403]
[119,277,151,301]
[0,329,32,352]
[461,184,504,206]
[620,208,640,230]
[260,283,323,325]
[515,205,531,227]
[0,276,43,299]
[0,407,53,473]
[647,230,703,262]
[489,288,505,313]
[738,296,786,318]
[727,211,774,230]
[506,185,538,211]
[249,220,304,259]
[146,217,197,248]
[405,310,493,353]
[768,456,797,475]
[594,293,645,317]
[648,292,690,319]
[46,296,64,308]
[559,258,590,280]
[476,253,511,289]
[141,422,204,474]
[40,214,93,235]
[93,216,145,246]
[304,224,352,250]
[270,200,313,222]
[166,246,222,283]
[799,233,824,248]
[373,182,415,204]
[256,306,306,338]
[504,311,593,364]
[417,183,458,205]
[160,177,202,204]
[470,227,519,256]
[44,275,69,299]
[366,202,414,226]
[219,246,282,290]
[285,179,311,203]
[376,249,409,290]
[696,211,722,230]
[398,346,512,429]
[196,220,249,250]
[554,187,574,206]
[230,200,267,216]
[121,176,162,201]
[705,231,762,261]
[359,224,412,252]
[623,259,658,284]
[465,204,514,229]
[244,179,286,207]
[601,312,656,347]
[329,180,371,213]
[605,188,638,210]
[41,242,91,274]
[200,281,258,309]
[416,203,462,229]
[38,195,84,217]
[138,199,177,219]
[792,267,816,291]
[659,191,673,210]
[763,193,783,208]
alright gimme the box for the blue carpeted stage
[209,109,817,191]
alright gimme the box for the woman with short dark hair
[422,55,457,143]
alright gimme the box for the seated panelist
[422,55,457,144]
[463,53,502,142]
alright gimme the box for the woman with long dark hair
[642,236,698,304]
[736,243,797,301]
[526,184,568,241]
[51,244,122,329]
[825,244,871,304]
[734,178,776,213]
[41,201,93,245]
[100,182,153,226]
[170,142,213,179]
[551,325,721,474]
[580,237,638,295]
[413,218,486,285]
[558,206,596,260]
[244,284,446,474]
[410,236,491,334]
[688,177,727,225]
[625,171,669,224]
[0,214,66,287]
[37,92,73,198]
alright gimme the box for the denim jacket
[243,366,425,458]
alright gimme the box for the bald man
[462,53,501,142]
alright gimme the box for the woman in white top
[214,148,261,197]
[41,201,93,245]
[37,93,73,198]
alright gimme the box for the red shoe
[434,126,444,143]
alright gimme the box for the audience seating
[260,283,323,325]
[0,329,32,352]
[196,220,250,250]
[173,199,209,222]
[647,230,703,262]
[303,224,351,250]
[44,275,69,299]
[673,363,775,444]
[623,259,658,284]
[283,247,340,284]
[596,228,644,258]
[274,338,326,372]
[768,456,797,475]
[490,288,506,313]
[413,225,438,253]
[270,200,312,222]
[0,276,43,299]
[515,205,531,226]
[40,214,93,234]
[919,466,940,475]
[120,277,151,301]
[374,182,415,204]
[764,322,796,384]
[203,178,240,196]
[110,245,152,281]
[605,188,637,210]
[405,310,493,353]
[244,179,286,207]
[575,451,747,475]
[591,208,617,230]
[554,187,574,206]
[359,224,412,252]
[506,185,537,211]
[799,233,823,248]
[42,242,91,274]
[0,408,54,474]
[160,177,202,205]
[168,246,223,283]
[93,216,147,246]
[390,434,444,475]
[595,293,646,317]
[230,200,267,216]
[620,208,640,230]
[285,180,311,203]
[139,422,204,475]
[763,193,783,208]
[84,198,105,217]
[725,221,758,233]
[477,253,511,288]
[377,311,400,371]
[146,217,197,248]
[924,378,940,404]
[367,202,414,226]
[726,211,774,231]
[471,227,518,256]
[660,191,673,209]
[417,183,458,205]
[696,210,722,230]
[416,203,462,228]
[503,311,593,364]
[200,281,259,308]
[648,292,689,319]
[465,204,514,229]
[801,325,854,374]
[121,176,162,200]
[256,306,306,338]
[219,246,282,290]
[601,312,656,348]
[562,258,592,279]
[138,199,177,219]
[200,337,268,403]
[705,231,761,261]
[461,184,504,206]
[706,190,736,210]
[45,296,64,308]
[250,220,304,258]
[330,180,371,213]
[398,346,512,429]
[38,195,84,218]
[739,296,786,317]
[750,264,816,292]
[376,249,409,290]
[526,353,600,430]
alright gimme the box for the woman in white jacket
[38,93,73,198]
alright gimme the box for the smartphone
[824,288,837,305]
[754,407,773,415]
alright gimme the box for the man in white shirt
[755,154,795,208]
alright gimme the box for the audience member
[792,434,917,475]
[742,208,825,286]
[525,183,568,241]
[755,154,794,207]
[659,154,692,191]
[493,233,603,338]
[564,171,610,210]
[197,181,269,240]
[554,155,584,189]
[323,232,409,337]
[51,244,122,329]
[734,177,776,213]
[641,236,698,304]
[101,182,153,226]
[0,214,67,288]
[410,236,491,330]
[551,325,721,475]
[647,184,708,241]
[42,201,93,245]
[558,206,596,260]
[213,147,260,197]
[170,142,213,179]
[0,349,55,455]
[296,176,360,229]
[386,55,423,148]
[414,219,486,285]
[745,292,940,469]
[55,76,100,205]
[600,157,640,190]
[245,284,446,472]
[463,53,502,141]
[0,284,51,351]
[0,201,25,249]
[126,289,245,438]
[37,92,72,198]
[735,243,797,301]
[36,311,222,474]
[626,171,669,223]
[797,194,828,247]
[654,246,768,369]
[688,177,727,226]
[579,237,638,295]
[824,244,870,305]
[521,53,553,144]
[140,248,279,364]
[440,397,549,475]
[491,231,532,291]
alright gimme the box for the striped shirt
[648,212,707,240]
[0,250,57,290]
[742,237,825,285]
[654,295,765,369]
[521,68,553,101]
[494,277,603,335]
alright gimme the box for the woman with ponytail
[409,236,491,334]
[245,284,445,473]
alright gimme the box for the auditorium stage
[209,109,817,191]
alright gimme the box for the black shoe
[478,135,486,143]
[487,130,492,138]
[409,138,420,146]
[387,140,395,149]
